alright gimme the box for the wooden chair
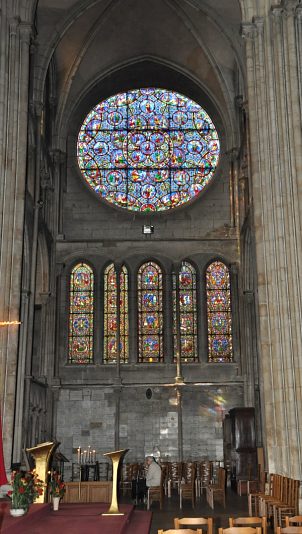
[262,475,289,520]
[158,530,202,534]
[179,466,196,509]
[206,467,226,509]
[273,479,300,528]
[248,470,267,516]
[168,462,183,497]
[285,518,302,527]
[229,516,267,534]
[120,463,132,495]
[218,528,262,534]
[174,516,213,534]
[147,468,165,510]
[276,528,302,534]
[258,474,282,517]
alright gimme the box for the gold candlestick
[102,448,129,516]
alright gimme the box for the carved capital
[243,290,255,304]
[241,22,258,41]
[253,17,264,34]
[230,263,239,276]
[39,292,51,304]
[51,149,65,165]
[296,5,302,19]
[271,6,284,19]
[19,22,32,44]
[40,168,53,190]
[226,147,239,162]
[33,100,44,118]
[9,17,20,36]
[282,0,300,16]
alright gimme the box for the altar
[62,481,112,503]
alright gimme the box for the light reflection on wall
[198,389,227,419]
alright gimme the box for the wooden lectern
[26,441,59,503]
[102,448,129,516]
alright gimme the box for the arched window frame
[68,261,95,364]
[172,260,198,363]
[103,262,129,364]
[137,260,164,363]
[205,259,233,363]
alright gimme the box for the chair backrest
[174,517,213,534]
[170,462,182,481]
[276,528,302,534]
[217,468,226,489]
[285,517,302,527]
[183,462,195,483]
[229,517,266,534]
[218,527,262,534]
[158,530,202,534]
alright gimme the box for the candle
[77,447,81,464]
[84,450,87,463]
[88,446,91,463]
[80,452,83,464]
[93,450,96,463]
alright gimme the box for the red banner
[0,410,8,485]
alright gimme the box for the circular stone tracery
[77,88,220,212]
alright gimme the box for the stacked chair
[179,465,196,509]
[206,467,226,509]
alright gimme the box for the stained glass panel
[173,261,198,362]
[206,261,233,362]
[104,264,129,363]
[68,263,94,364]
[77,88,220,212]
[138,261,163,362]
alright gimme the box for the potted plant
[49,471,66,511]
[8,470,44,516]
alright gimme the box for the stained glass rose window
[77,88,220,212]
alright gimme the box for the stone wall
[55,384,244,480]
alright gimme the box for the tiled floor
[125,488,252,534]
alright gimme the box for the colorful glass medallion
[77,88,220,212]
[206,261,233,362]
[69,263,94,364]
[138,262,163,362]
[104,264,129,363]
[173,261,198,362]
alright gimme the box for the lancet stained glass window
[104,263,129,363]
[77,88,220,212]
[69,263,94,364]
[138,261,163,362]
[206,261,233,362]
[173,261,198,362]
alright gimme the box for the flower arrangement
[49,471,66,499]
[8,470,44,511]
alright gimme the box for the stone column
[0,13,32,472]
[242,0,302,484]
[172,263,184,384]
[12,291,30,464]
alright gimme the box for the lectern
[102,448,129,515]
[26,441,59,503]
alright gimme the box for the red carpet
[0,502,152,534]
